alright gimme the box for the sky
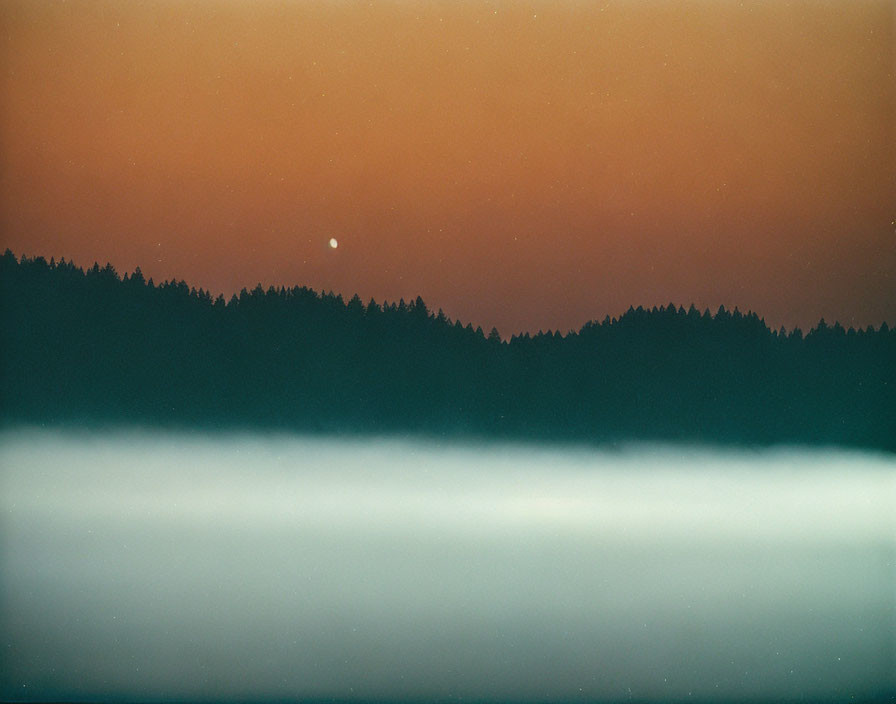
[1,0,893,335]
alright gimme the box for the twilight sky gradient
[2,0,894,335]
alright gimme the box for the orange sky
[2,0,894,334]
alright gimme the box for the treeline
[1,250,894,450]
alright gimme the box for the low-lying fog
[1,430,894,702]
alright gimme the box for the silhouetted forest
[2,250,894,450]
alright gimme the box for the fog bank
[1,430,894,702]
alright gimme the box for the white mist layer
[1,430,894,702]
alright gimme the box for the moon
[329,238,338,249]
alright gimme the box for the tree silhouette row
[2,250,893,450]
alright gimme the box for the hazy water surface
[1,430,894,702]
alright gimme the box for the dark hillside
[2,250,893,450]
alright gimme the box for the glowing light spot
[329,238,338,249]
